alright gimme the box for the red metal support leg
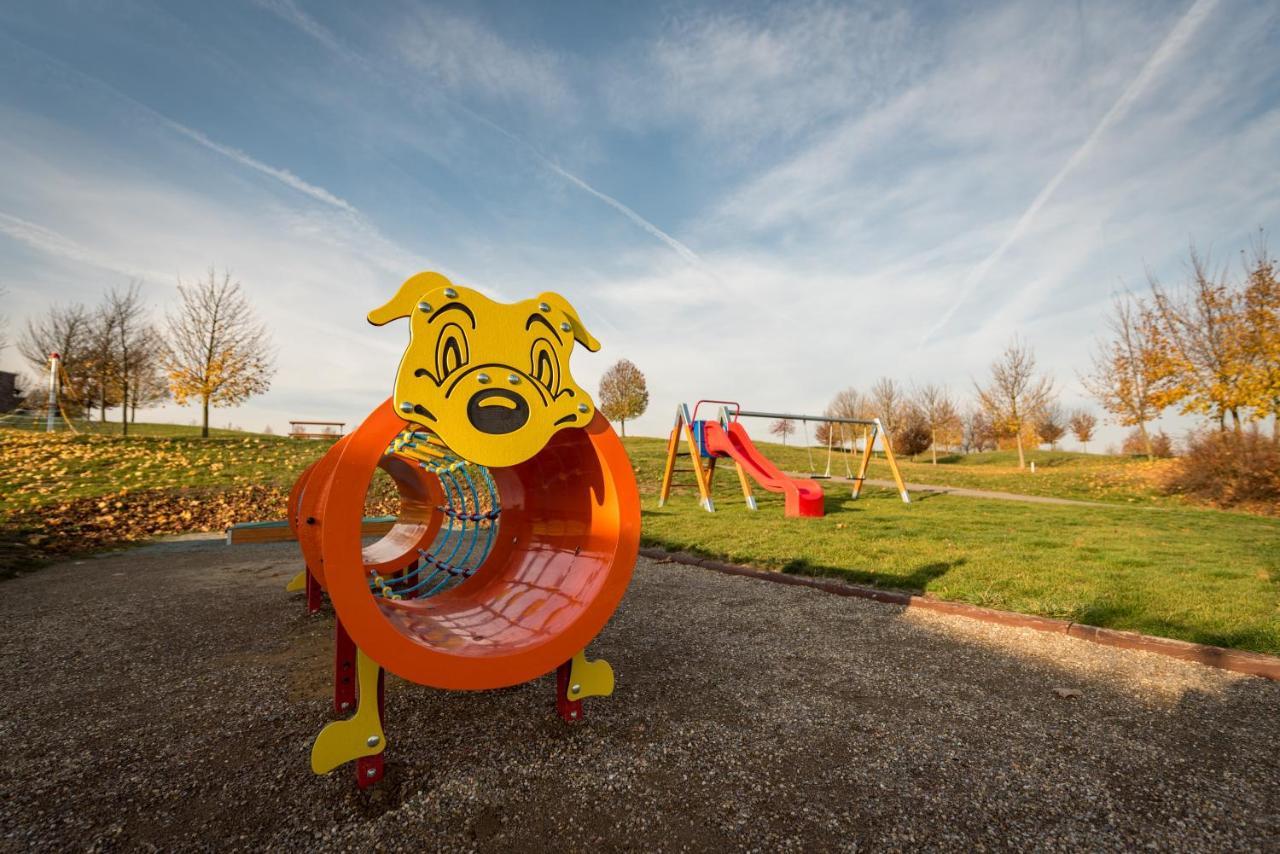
[555,659,583,723]
[305,566,322,614]
[334,618,357,715]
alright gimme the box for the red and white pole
[46,352,61,432]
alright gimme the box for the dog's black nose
[466,388,529,435]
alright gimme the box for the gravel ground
[1,541,1277,852]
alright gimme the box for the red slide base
[702,421,826,518]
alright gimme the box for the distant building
[0,371,19,413]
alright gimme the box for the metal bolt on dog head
[416,301,431,313]
[507,374,521,385]
[443,288,458,298]
[538,302,550,312]
[559,321,572,333]
[399,401,413,413]
[578,403,589,413]
[477,373,491,384]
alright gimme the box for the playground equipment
[659,402,910,517]
[288,272,639,788]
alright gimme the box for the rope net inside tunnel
[369,430,500,601]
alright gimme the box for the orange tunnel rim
[319,398,640,691]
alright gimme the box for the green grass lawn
[2,425,1276,655]
[624,436,1280,655]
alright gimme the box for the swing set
[743,408,911,504]
[658,401,910,517]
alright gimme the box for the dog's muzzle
[466,388,530,435]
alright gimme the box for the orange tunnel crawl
[297,399,640,691]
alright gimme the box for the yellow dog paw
[566,651,614,701]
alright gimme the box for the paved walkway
[786,471,1119,508]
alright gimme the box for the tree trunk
[620,418,626,438]
[1015,432,1025,469]
[1138,422,1153,461]
[930,429,937,465]
[120,379,129,437]
[201,395,210,439]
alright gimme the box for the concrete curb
[638,547,1280,681]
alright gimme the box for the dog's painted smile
[368,272,599,467]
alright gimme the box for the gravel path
[2,542,1277,851]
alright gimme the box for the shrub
[1122,429,1174,458]
[1162,428,1280,513]
[894,405,933,458]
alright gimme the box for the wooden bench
[289,420,345,440]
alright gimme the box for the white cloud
[392,7,572,113]
[609,2,917,154]
[0,211,168,282]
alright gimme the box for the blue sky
[1,0,1277,445]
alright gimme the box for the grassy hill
[1,425,1276,655]
[0,413,254,438]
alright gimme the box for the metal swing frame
[736,409,911,504]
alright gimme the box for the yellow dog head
[369,272,600,467]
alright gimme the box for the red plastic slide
[701,421,825,517]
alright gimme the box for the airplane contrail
[163,120,359,216]
[921,0,1219,346]
[260,0,713,276]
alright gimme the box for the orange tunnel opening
[303,399,640,691]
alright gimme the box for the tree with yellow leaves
[1081,293,1172,461]
[1149,248,1252,431]
[163,269,274,438]
[1240,240,1279,438]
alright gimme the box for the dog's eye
[530,338,559,393]
[435,323,468,382]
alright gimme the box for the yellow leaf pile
[0,429,403,574]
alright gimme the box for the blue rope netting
[370,431,500,601]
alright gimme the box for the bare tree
[915,383,962,464]
[769,418,795,446]
[1068,409,1097,453]
[598,358,648,437]
[126,326,169,422]
[815,387,863,450]
[163,268,275,438]
[974,337,1055,469]
[964,407,997,452]
[101,282,156,436]
[869,377,904,435]
[1081,293,1170,460]
[18,302,95,417]
[1034,404,1067,450]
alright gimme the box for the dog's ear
[368,272,455,326]
[537,291,599,352]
